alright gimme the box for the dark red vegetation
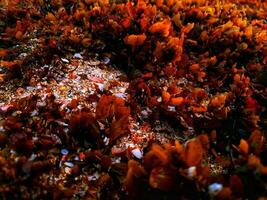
[0,0,267,199]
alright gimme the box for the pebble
[64,167,72,174]
[126,143,135,148]
[157,97,162,102]
[88,172,100,181]
[96,83,104,91]
[73,53,83,59]
[61,58,69,63]
[103,137,109,145]
[56,120,68,127]
[26,86,35,91]
[167,106,176,112]
[141,110,148,116]
[208,183,223,196]
[101,57,110,64]
[29,154,37,161]
[187,166,196,178]
[111,157,121,164]
[61,149,69,155]
[30,110,38,117]
[114,93,127,99]
[64,162,74,168]
[36,101,46,107]
[131,148,143,159]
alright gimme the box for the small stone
[131,148,143,159]
[61,58,69,63]
[64,162,74,168]
[141,110,148,116]
[26,86,35,91]
[157,97,162,103]
[61,149,69,155]
[29,154,37,161]
[36,101,46,107]
[56,120,68,127]
[64,167,72,174]
[187,166,196,178]
[167,106,176,112]
[88,172,100,181]
[96,83,104,91]
[103,137,109,145]
[30,110,38,117]
[73,53,83,59]
[208,183,223,196]
[101,57,110,64]
[114,93,127,99]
